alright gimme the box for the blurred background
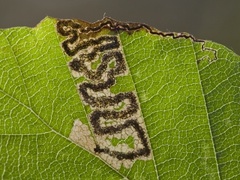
[0,0,239,54]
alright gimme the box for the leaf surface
[0,17,239,179]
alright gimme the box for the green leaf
[0,17,239,179]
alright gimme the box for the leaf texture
[0,17,239,179]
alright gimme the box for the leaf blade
[0,17,239,179]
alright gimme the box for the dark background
[1,0,239,55]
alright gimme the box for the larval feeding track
[57,19,152,169]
